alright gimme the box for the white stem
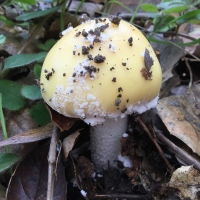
[90,117,128,171]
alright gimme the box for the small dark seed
[112,77,116,82]
[115,98,121,106]
[75,31,81,37]
[82,46,89,55]
[94,54,106,63]
[82,29,88,38]
[109,15,121,26]
[87,54,93,60]
[118,87,123,92]
[94,27,101,37]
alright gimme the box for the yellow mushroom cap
[40,17,162,126]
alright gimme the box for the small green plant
[141,0,200,44]
[0,39,56,126]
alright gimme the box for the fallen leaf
[168,166,200,200]
[0,108,38,159]
[47,104,78,131]
[0,29,39,55]
[180,25,200,55]
[0,123,53,147]
[67,1,103,17]
[151,37,184,82]
[77,156,94,179]
[6,142,67,200]
[157,87,200,156]
[63,130,80,159]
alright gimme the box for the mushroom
[40,16,162,171]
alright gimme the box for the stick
[155,130,200,171]
[93,194,152,199]
[137,117,174,172]
[47,125,60,200]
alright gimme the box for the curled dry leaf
[157,86,200,156]
[46,104,78,131]
[151,37,184,83]
[0,123,54,147]
[63,130,80,159]
[168,166,200,200]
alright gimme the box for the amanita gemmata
[40,15,162,171]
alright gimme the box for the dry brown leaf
[63,130,80,159]
[151,37,184,83]
[180,25,200,55]
[0,108,39,157]
[168,166,200,200]
[6,142,66,200]
[157,87,200,155]
[0,29,39,55]
[77,156,94,179]
[47,104,78,131]
[67,1,103,17]
[0,123,53,147]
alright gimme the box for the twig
[0,57,4,73]
[118,12,155,19]
[137,117,174,173]
[184,57,193,89]
[154,130,200,172]
[17,14,50,54]
[47,125,60,200]
[92,194,152,199]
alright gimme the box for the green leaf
[153,15,176,32]
[0,35,6,44]
[30,102,51,126]
[1,52,47,73]
[158,1,187,10]
[39,39,56,51]
[21,85,42,100]
[0,80,26,110]
[151,9,200,36]
[14,0,36,5]
[0,153,19,173]
[33,64,42,79]
[162,6,189,14]
[0,16,14,26]
[141,3,158,12]
[16,6,60,21]
[176,10,200,25]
